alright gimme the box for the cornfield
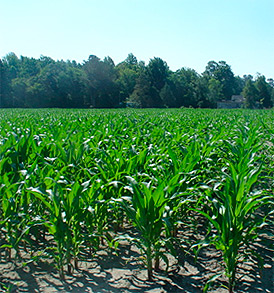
[0,108,273,292]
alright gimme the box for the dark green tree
[3,53,21,80]
[0,58,11,107]
[234,76,245,96]
[19,56,40,78]
[255,75,273,108]
[24,59,88,108]
[1,53,22,106]
[160,80,177,108]
[11,78,28,107]
[267,78,274,105]
[125,53,138,66]
[115,54,141,105]
[83,55,118,108]
[172,68,202,107]
[243,74,253,82]
[147,57,169,91]
[203,61,237,99]
[242,79,259,108]
[206,78,224,107]
[128,71,157,108]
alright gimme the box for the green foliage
[203,61,237,100]
[0,108,273,290]
[255,75,273,108]
[195,123,272,292]
[119,179,169,280]
[2,53,269,109]
[242,79,259,108]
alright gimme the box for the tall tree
[203,61,237,99]
[0,58,11,107]
[11,78,28,107]
[1,53,22,106]
[83,55,118,108]
[160,80,177,108]
[147,57,169,91]
[206,78,224,106]
[3,53,21,80]
[125,53,138,66]
[115,54,141,105]
[172,68,202,107]
[242,79,258,108]
[128,71,156,108]
[255,75,273,108]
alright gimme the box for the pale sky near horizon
[1,0,273,78]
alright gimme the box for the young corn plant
[28,178,86,279]
[118,178,171,281]
[0,174,30,260]
[80,178,110,250]
[198,125,272,292]
[28,185,67,280]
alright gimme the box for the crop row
[0,109,273,292]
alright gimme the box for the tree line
[0,52,273,108]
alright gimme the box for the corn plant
[117,177,174,280]
[197,124,273,292]
[0,170,39,260]
[0,178,25,260]
[27,177,87,279]
[80,178,110,250]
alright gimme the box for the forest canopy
[0,53,273,109]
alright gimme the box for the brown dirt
[0,236,273,293]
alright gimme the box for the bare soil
[0,235,273,293]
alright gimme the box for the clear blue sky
[1,0,273,78]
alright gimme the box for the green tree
[125,53,138,66]
[172,68,202,107]
[24,59,88,108]
[242,79,258,108]
[115,54,140,105]
[83,55,118,108]
[39,55,55,68]
[3,53,21,80]
[11,78,28,107]
[267,78,274,105]
[203,61,237,99]
[1,53,22,106]
[19,56,40,78]
[243,74,253,82]
[26,62,58,107]
[206,78,224,106]
[234,76,245,96]
[147,57,169,91]
[255,75,273,108]
[0,59,3,107]
[159,80,177,107]
[0,58,11,107]
[128,72,156,108]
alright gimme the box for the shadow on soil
[4,236,273,293]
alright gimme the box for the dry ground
[0,234,273,293]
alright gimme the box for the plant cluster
[0,108,273,292]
